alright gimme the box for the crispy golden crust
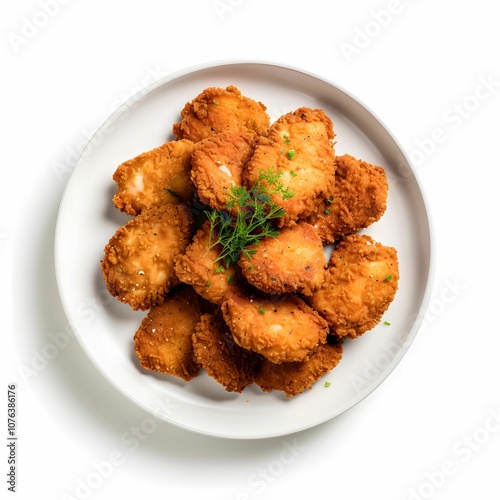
[239,221,326,296]
[174,220,241,305]
[101,204,194,310]
[307,154,388,243]
[254,338,343,397]
[308,234,399,338]
[173,86,270,143]
[190,128,257,211]
[192,313,261,393]
[112,139,195,216]
[133,285,202,381]
[244,107,336,227]
[221,289,328,364]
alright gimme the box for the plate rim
[54,59,435,439]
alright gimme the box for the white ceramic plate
[55,61,433,439]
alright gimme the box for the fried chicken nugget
[192,313,261,393]
[190,128,257,211]
[133,285,202,381]
[239,221,327,296]
[308,234,399,339]
[244,107,336,227]
[221,289,329,364]
[254,338,343,397]
[112,139,195,216]
[101,204,194,310]
[307,154,388,243]
[174,220,241,305]
[173,86,270,143]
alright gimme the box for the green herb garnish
[165,188,180,198]
[206,169,294,268]
[384,275,393,281]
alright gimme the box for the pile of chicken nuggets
[100,85,399,398]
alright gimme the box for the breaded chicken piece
[308,234,399,338]
[174,220,241,305]
[133,285,202,381]
[255,338,343,397]
[239,221,327,296]
[112,139,195,216]
[192,313,261,393]
[173,86,270,143]
[190,128,257,211]
[221,289,328,364]
[244,107,336,227]
[101,204,194,310]
[307,154,388,243]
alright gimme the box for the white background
[2,1,499,499]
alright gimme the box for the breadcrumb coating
[239,221,326,296]
[190,128,257,211]
[255,338,343,397]
[101,204,194,310]
[192,313,261,393]
[112,139,195,216]
[173,85,270,143]
[244,107,336,226]
[308,234,399,338]
[174,220,241,305]
[221,289,328,364]
[133,285,202,381]
[307,154,388,243]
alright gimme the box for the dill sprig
[206,169,294,268]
